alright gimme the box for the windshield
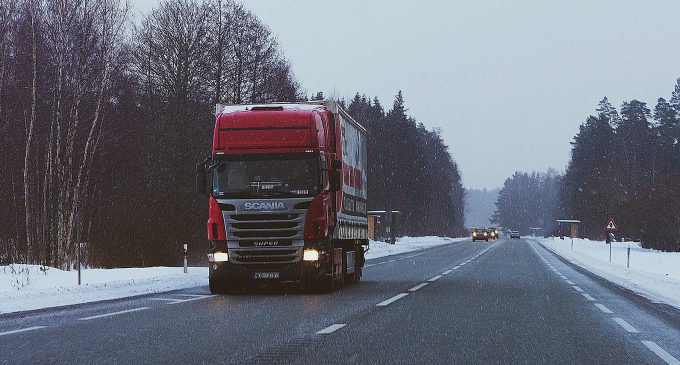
[212,155,319,198]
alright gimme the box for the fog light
[208,252,229,262]
[303,249,319,261]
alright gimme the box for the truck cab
[196,101,368,293]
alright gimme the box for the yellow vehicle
[472,228,489,242]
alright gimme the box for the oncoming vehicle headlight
[303,249,319,261]
[484,232,488,236]
[208,252,229,262]
[472,232,477,237]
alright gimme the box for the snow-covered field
[1,236,463,314]
[533,237,680,310]
[0,265,208,314]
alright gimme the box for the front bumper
[209,260,329,283]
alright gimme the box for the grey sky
[132,0,680,189]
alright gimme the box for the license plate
[252,272,280,279]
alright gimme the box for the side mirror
[196,162,207,195]
[331,159,342,170]
[329,170,341,192]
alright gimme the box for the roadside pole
[627,243,630,268]
[605,218,618,264]
[183,244,188,273]
[75,186,82,285]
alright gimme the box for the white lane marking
[641,341,680,365]
[364,264,375,268]
[594,303,614,314]
[459,263,466,266]
[0,326,46,337]
[441,270,453,275]
[388,260,397,263]
[377,293,409,307]
[404,253,425,259]
[149,298,181,302]
[452,266,461,270]
[583,293,596,301]
[168,295,216,305]
[316,324,346,335]
[428,275,443,282]
[559,275,568,280]
[173,294,209,297]
[612,318,639,333]
[409,283,429,292]
[565,280,575,285]
[572,286,584,292]
[79,307,149,321]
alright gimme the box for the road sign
[605,218,618,231]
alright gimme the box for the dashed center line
[441,270,453,275]
[377,293,409,307]
[572,286,584,292]
[583,293,596,301]
[408,283,429,292]
[79,307,149,321]
[428,275,443,282]
[0,326,46,337]
[316,324,346,335]
[612,318,639,333]
[594,303,614,314]
[565,280,575,285]
[642,341,680,365]
[452,266,461,270]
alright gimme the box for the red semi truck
[196,100,369,293]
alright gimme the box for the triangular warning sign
[605,218,618,231]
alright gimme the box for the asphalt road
[2,238,680,364]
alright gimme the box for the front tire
[209,276,232,294]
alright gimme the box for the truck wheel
[209,276,234,294]
[354,267,362,283]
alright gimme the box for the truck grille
[230,249,300,264]
[227,213,303,240]
[224,209,306,265]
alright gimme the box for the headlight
[472,232,477,237]
[208,252,229,262]
[484,232,488,236]
[303,249,319,261]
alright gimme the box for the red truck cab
[196,101,368,293]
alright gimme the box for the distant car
[510,231,520,239]
[489,227,500,240]
[472,228,489,242]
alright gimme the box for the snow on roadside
[0,265,207,314]
[366,236,467,260]
[532,237,680,310]
[1,236,465,314]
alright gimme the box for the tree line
[492,79,680,252]
[0,0,466,268]
[347,92,466,237]
[490,170,562,235]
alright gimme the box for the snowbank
[366,236,467,260]
[1,236,465,314]
[0,265,207,314]
[534,237,680,309]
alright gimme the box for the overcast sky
[132,0,680,189]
